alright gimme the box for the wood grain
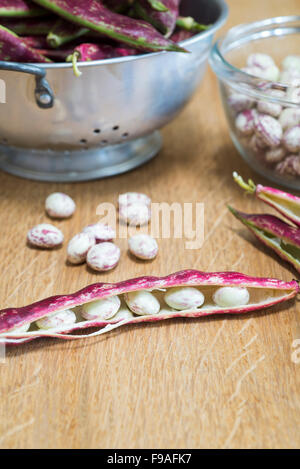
[0,0,300,449]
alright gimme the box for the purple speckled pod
[38,45,75,60]
[46,18,87,48]
[8,32,74,61]
[0,270,298,345]
[70,42,137,61]
[0,17,57,35]
[67,42,137,75]
[22,36,74,60]
[104,0,131,13]
[171,28,193,43]
[0,25,51,62]
[134,0,180,37]
[31,0,185,52]
[229,206,300,274]
[233,172,300,227]
[23,35,49,48]
[46,8,136,49]
[0,0,46,17]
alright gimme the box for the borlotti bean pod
[0,0,228,182]
[0,270,298,346]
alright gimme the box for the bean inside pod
[0,270,298,345]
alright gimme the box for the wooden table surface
[1,0,299,450]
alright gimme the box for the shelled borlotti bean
[67,224,121,270]
[27,223,64,248]
[27,192,75,249]
[118,192,151,226]
[27,191,158,270]
[227,53,300,178]
[128,234,158,260]
[45,193,76,219]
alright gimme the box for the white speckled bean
[128,234,158,260]
[276,155,300,176]
[124,291,160,316]
[81,296,121,320]
[235,109,257,136]
[83,223,115,243]
[112,307,134,321]
[119,202,151,226]
[282,55,300,73]
[254,113,283,147]
[27,223,64,248]
[279,69,300,87]
[9,323,31,333]
[248,134,268,153]
[257,89,285,117]
[247,53,276,71]
[285,87,300,104]
[164,287,205,311]
[45,192,76,219]
[283,125,300,152]
[36,309,76,330]
[213,287,250,308]
[87,242,120,272]
[118,192,151,208]
[67,232,95,264]
[279,108,300,130]
[262,66,280,81]
[265,146,286,163]
[244,65,279,81]
[227,93,254,113]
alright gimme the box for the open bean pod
[229,207,300,274]
[0,270,298,346]
[233,172,300,227]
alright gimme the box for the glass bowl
[210,16,300,190]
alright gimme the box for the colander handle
[0,62,54,109]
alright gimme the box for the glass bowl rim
[209,15,300,107]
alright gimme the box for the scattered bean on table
[45,192,76,219]
[27,223,64,249]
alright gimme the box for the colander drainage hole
[112,125,119,131]
[93,129,101,134]
[80,139,87,144]
[122,133,129,138]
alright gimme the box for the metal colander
[0,0,228,182]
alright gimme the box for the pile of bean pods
[0,270,298,345]
[0,0,208,74]
[229,172,300,274]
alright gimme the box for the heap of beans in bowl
[227,53,300,180]
[0,0,208,74]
